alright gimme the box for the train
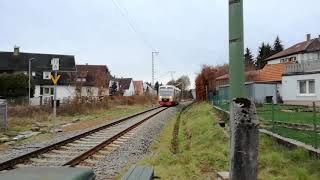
[158,85,181,106]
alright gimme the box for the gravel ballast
[94,103,188,179]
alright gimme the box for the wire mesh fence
[212,95,320,149]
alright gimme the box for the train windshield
[159,88,173,96]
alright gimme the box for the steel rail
[0,106,161,171]
[63,107,168,167]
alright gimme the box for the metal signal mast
[152,51,159,86]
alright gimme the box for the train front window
[159,90,173,96]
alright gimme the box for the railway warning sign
[50,74,61,85]
[51,58,59,71]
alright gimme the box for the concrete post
[230,98,259,180]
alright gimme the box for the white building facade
[282,73,320,106]
[31,85,76,105]
[266,34,320,106]
[123,80,135,96]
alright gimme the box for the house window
[76,78,86,82]
[298,80,315,95]
[43,87,54,95]
[43,72,51,79]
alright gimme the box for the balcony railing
[284,61,320,74]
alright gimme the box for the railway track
[0,106,168,171]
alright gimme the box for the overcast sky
[1,0,320,88]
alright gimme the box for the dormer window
[43,72,51,79]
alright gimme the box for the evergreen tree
[273,36,284,54]
[109,81,118,95]
[244,48,255,70]
[0,73,35,97]
[255,43,273,69]
[154,81,159,95]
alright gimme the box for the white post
[53,71,57,134]
[28,60,31,105]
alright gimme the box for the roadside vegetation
[131,102,320,179]
[257,104,320,147]
[214,102,320,147]
[257,104,320,125]
[0,95,156,149]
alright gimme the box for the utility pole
[28,58,36,105]
[228,1,258,180]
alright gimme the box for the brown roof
[266,38,320,61]
[216,70,258,81]
[76,65,110,86]
[117,78,132,91]
[216,63,292,83]
[133,81,143,95]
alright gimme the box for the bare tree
[176,75,190,91]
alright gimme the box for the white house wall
[32,85,76,105]
[282,73,320,106]
[267,55,298,64]
[123,81,135,96]
[80,86,108,97]
[298,52,320,62]
[267,52,320,65]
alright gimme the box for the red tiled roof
[216,70,258,81]
[216,62,293,83]
[266,38,320,61]
[257,63,288,82]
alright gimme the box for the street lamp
[28,58,36,105]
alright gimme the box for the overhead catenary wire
[111,0,156,51]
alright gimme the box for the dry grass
[2,95,156,137]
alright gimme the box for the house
[0,47,76,105]
[266,34,320,64]
[215,63,289,104]
[133,81,144,95]
[109,78,135,96]
[266,34,320,106]
[76,65,111,97]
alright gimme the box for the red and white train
[158,85,181,106]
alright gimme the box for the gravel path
[94,103,188,179]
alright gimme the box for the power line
[111,0,156,51]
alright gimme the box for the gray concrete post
[230,98,259,180]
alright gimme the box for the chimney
[306,34,311,41]
[13,46,20,56]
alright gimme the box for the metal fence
[0,99,8,130]
[212,96,319,149]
